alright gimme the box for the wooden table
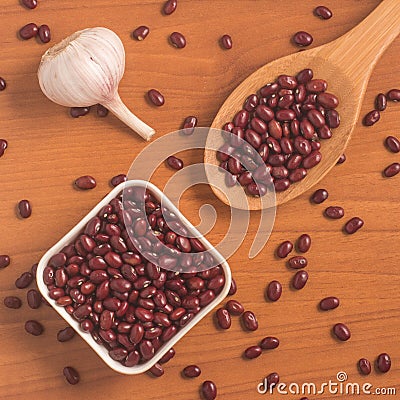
[0,1,399,399]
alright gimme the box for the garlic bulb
[38,27,155,141]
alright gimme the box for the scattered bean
[266,280,282,302]
[319,296,339,310]
[276,240,293,258]
[375,93,387,111]
[96,104,109,117]
[22,0,37,9]
[241,310,258,331]
[314,5,333,19]
[311,188,328,204]
[216,308,231,329]
[63,366,80,385]
[3,296,22,309]
[244,345,262,359]
[19,23,38,40]
[344,217,364,234]
[0,255,10,268]
[148,89,165,106]
[293,31,313,47]
[38,25,51,43]
[110,174,127,187]
[287,256,308,269]
[57,327,76,342]
[324,206,344,219]
[225,299,244,316]
[70,107,90,118]
[0,78,6,91]
[25,320,44,336]
[132,26,149,41]
[266,372,280,389]
[292,270,309,290]
[385,136,400,153]
[149,363,164,377]
[18,199,32,218]
[74,175,96,190]
[169,32,186,48]
[333,323,351,341]
[383,162,400,177]
[387,89,400,101]
[27,289,42,309]
[183,364,201,378]
[166,155,183,170]
[228,278,237,295]
[260,336,280,350]
[363,110,380,126]
[182,116,198,135]
[358,358,371,375]
[201,381,217,400]
[221,34,233,49]
[296,234,311,253]
[163,0,177,15]
[336,154,346,164]
[376,353,391,373]
[15,272,34,289]
[159,348,175,364]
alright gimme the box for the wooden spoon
[204,0,400,210]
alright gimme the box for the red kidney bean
[306,79,327,93]
[25,320,44,336]
[318,125,332,139]
[266,372,280,389]
[325,109,340,128]
[276,109,296,121]
[260,336,280,350]
[56,296,72,306]
[294,136,312,156]
[286,154,302,170]
[292,270,309,290]
[0,79,6,92]
[228,278,237,296]
[363,110,380,126]
[383,162,400,177]
[163,0,177,15]
[38,25,51,43]
[225,299,244,316]
[220,34,233,49]
[22,0,38,9]
[4,296,22,309]
[317,92,339,109]
[333,323,351,341]
[300,119,315,139]
[0,255,10,269]
[296,234,311,253]
[70,107,90,118]
[133,26,149,40]
[302,150,321,169]
[215,308,231,329]
[276,241,293,258]
[344,217,364,234]
[288,256,308,269]
[110,174,126,187]
[202,381,217,400]
[387,89,400,101]
[376,353,391,373]
[311,188,328,204]
[244,345,262,359]
[314,5,332,19]
[97,104,109,117]
[183,364,201,378]
[148,89,165,106]
[19,23,38,39]
[307,109,325,129]
[49,253,67,268]
[148,362,164,377]
[293,31,313,47]
[320,296,340,310]
[75,175,96,190]
[296,69,313,84]
[358,358,372,375]
[18,199,32,218]
[274,179,290,192]
[57,327,75,342]
[27,289,42,309]
[375,93,387,111]
[158,348,175,364]
[385,136,400,153]
[325,206,344,219]
[109,348,128,362]
[241,310,258,331]
[266,280,282,302]
[277,75,297,89]
[166,155,183,170]
[15,272,34,289]
[170,32,186,48]
[181,115,197,135]
[161,325,177,342]
[63,366,80,385]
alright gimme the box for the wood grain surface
[0,1,399,399]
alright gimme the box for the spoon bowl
[205,0,400,210]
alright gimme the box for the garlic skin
[38,27,155,141]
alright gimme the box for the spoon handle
[320,0,400,83]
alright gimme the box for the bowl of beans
[36,180,231,374]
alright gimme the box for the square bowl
[37,180,231,375]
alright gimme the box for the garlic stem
[103,94,155,141]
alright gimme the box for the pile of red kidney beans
[1,2,398,399]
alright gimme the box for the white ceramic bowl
[37,180,231,375]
